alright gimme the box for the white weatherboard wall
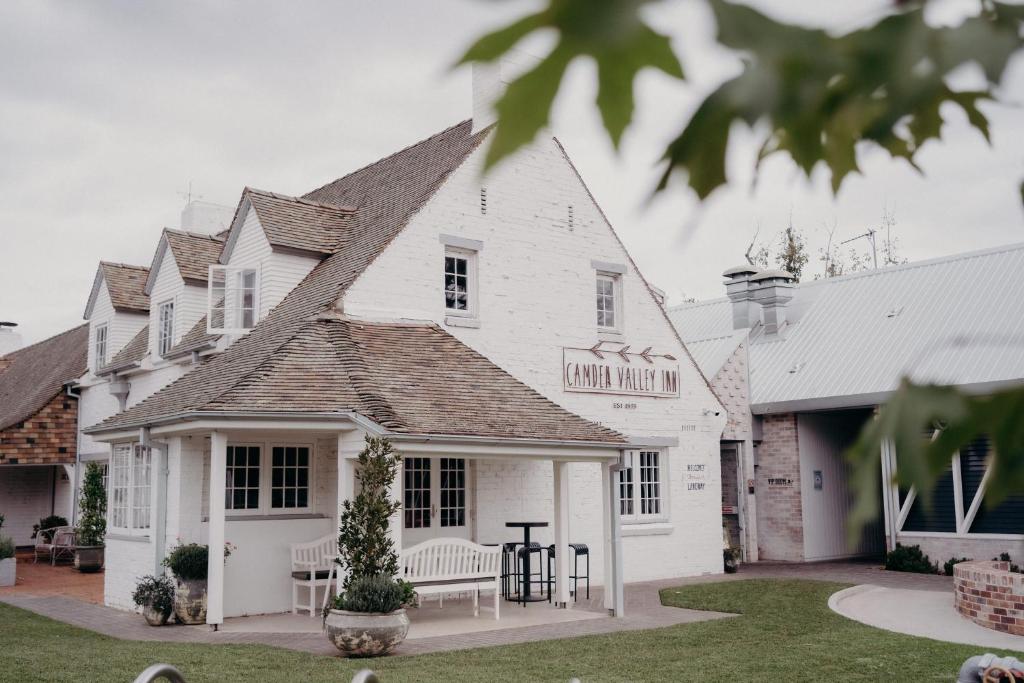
[798,412,884,560]
[148,246,207,356]
[227,208,319,321]
[342,136,726,582]
[87,283,147,373]
[0,466,70,546]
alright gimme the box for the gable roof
[0,324,88,431]
[668,242,1024,412]
[145,229,225,293]
[84,262,150,317]
[89,120,494,433]
[99,325,149,374]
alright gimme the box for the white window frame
[94,323,108,368]
[207,265,260,334]
[443,247,478,318]
[224,443,263,514]
[108,443,152,535]
[596,272,622,333]
[157,299,175,357]
[618,449,667,523]
[221,441,315,517]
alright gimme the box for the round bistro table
[506,521,549,603]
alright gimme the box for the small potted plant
[132,575,175,626]
[324,437,415,657]
[74,462,106,572]
[0,515,15,587]
[162,541,235,624]
[724,546,741,573]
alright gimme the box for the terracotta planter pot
[143,603,171,626]
[74,546,104,573]
[323,609,410,657]
[173,578,208,625]
[0,557,15,587]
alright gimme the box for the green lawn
[0,580,1003,682]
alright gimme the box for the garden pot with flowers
[163,541,235,625]
[323,437,416,657]
[132,574,175,626]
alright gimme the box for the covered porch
[104,416,628,627]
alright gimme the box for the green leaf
[456,12,548,65]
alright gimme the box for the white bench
[401,538,501,620]
[290,534,337,617]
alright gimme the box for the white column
[387,451,403,568]
[335,432,358,595]
[609,457,625,618]
[601,461,614,613]
[206,431,227,627]
[552,461,571,608]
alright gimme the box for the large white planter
[324,609,410,657]
[0,557,16,587]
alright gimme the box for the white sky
[1,0,1022,345]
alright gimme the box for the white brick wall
[0,466,66,546]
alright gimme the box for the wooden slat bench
[401,538,501,619]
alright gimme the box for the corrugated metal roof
[668,243,1024,411]
[682,330,747,379]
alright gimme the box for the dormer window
[208,266,258,334]
[94,323,108,368]
[157,300,175,357]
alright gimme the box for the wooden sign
[563,342,680,398]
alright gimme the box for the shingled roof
[239,189,356,256]
[85,262,150,316]
[99,325,149,374]
[0,324,88,431]
[164,230,225,284]
[163,315,218,358]
[89,121,500,433]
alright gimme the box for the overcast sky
[2,0,1022,345]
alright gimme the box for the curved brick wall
[954,560,1024,635]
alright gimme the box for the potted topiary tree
[74,462,106,572]
[162,541,235,624]
[132,574,175,626]
[324,437,416,657]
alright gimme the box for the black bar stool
[546,543,590,602]
[500,542,520,599]
[514,542,545,604]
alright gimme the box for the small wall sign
[685,462,706,491]
[813,470,823,490]
[767,477,794,488]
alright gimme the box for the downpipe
[958,654,1024,683]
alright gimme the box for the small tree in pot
[324,437,416,657]
[0,531,15,588]
[132,574,175,626]
[74,462,106,572]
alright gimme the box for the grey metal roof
[682,330,747,380]
[668,243,1024,412]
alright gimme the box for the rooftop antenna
[177,181,204,207]
[841,228,878,269]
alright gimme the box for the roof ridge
[301,119,474,201]
[666,296,730,312]
[164,227,225,242]
[100,261,150,272]
[245,187,357,213]
[2,323,88,360]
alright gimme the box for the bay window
[109,443,152,534]
[618,450,665,522]
[207,265,258,334]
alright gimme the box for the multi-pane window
[444,251,471,313]
[596,274,617,329]
[208,266,258,334]
[109,443,152,533]
[94,324,108,367]
[404,457,431,529]
[225,445,261,511]
[271,446,310,510]
[618,450,663,522]
[440,458,466,527]
[157,300,175,356]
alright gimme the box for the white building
[80,73,726,622]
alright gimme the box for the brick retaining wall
[954,560,1024,635]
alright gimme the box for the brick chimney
[749,270,795,336]
[722,266,760,330]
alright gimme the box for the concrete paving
[830,584,1024,652]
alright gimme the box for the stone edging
[954,560,1024,636]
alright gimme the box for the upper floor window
[208,266,258,334]
[157,300,175,356]
[618,450,664,522]
[94,324,108,368]
[109,443,151,534]
[596,273,620,330]
[444,248,476,316]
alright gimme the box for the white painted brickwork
[104,537,153,610]
[344,137,726,582]
[898,533,1024,568]
[0,466,69,546]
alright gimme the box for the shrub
[328,575,415,614]
[163,543,208,581]
[0,513,5,530]
[132,575,175,614]
[76,462,107,547]
[943,557,971,576]
[0,536,14,560]
[32,515,68,542]
[992,552,1022,574]
[884,544,938,574]
[337,437,401,589]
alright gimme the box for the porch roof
[87,316,626,444]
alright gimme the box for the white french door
[402,457,471,546]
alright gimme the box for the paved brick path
[0,560,951,657]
